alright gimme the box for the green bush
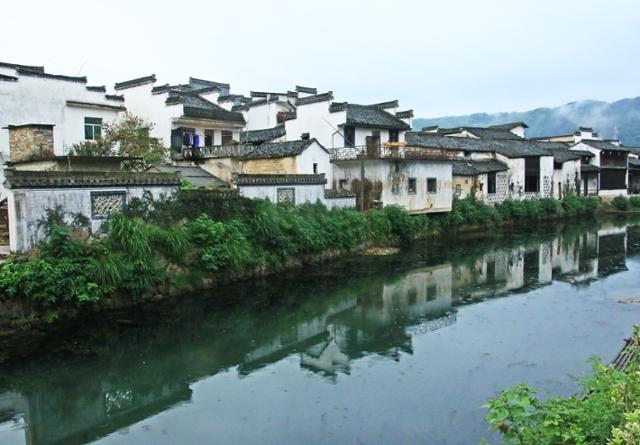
[384,205,418,243]
[613,195,631,211]
[367,209,392,245]
[188,215,253,271]
[630,196,640,208]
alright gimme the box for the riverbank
[0,192,612,343]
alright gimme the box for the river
[1,217,639,445]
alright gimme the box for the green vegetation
[483,327,640,445]
[612,195,640,211]
[69,112,168,167]
[0,191,603,317]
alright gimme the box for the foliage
[630,196,640,209]
[484,327,640,445]
[367,209,393,245]
[383,205,422,243]
[613,196,631,211]
[69,112,168,167]
[188,215,253,270]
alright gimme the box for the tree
[69,113,168,168]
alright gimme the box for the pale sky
[1,0,639,117]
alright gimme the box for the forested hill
[413,97,640,146]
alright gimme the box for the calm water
[1,218,640,445]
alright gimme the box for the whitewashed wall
[285,101,344,148]
[325,196,356,209]
[245,102,291,131]
[0,75,122,157]
[297,142,333,184]
[551,160,580,199]
[7,185,177,253]
[238,183,325,204]
[333,159,452,213]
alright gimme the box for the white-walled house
[0,61,126,198]
[571,139,630,196]
[451,159,510,203]
[405,132,556,201]
[197,139,333,184]
[114,75,245,153]
[541,145,595,199]
[284,93,413,150]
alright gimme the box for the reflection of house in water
[597,225,628,277]
[300,264,454,375]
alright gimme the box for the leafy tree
[69,112,168,167]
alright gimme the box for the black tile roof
[406,132,553,158]
[343,104,410,130]
[368,100,399,109]
[0,73,18,82]
[4,170,180,189]
[114,75,157,90]
[241,139,325,160]
[240,126,286,144]
[234,173,326,186]
[628,158,640,168]
[489,121,529,130]
[16,67,87,83]
[218,94,251,103]
[66,100,126,112]
[105,94,125,102]
[451,159,509,176]
[149,165,226,188]
[189,77,229,90]
[581,164,600,172]
[296,92,334,106]
[166,93,245,124]
[86,85,106,92]
[296,85,317,95]
[0,61,45,73]
[579,140,630,153]
[396,110,414,119]
[444,127,522,140]
[623,146,640,156]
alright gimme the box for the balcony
[331,143,455,162]
[173,144,255,161]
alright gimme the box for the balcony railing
[174,144,256,160]
[330,144,456,162]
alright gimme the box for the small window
[313,163,318,174]
[91,191,125,219]
[277,187,295,205]
[301,132,310,140]
[487,172,497,194]
[344,126,355,148]
[204,129,214,146]
[84,117,102,140]
[338,179,347,190]
[221,130,233,145]
[427,177,437,193]
[389,129,399,143]
[408,177,417,194]
[372,130,380,138]
[455,184,461,195]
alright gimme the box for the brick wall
[8,125,54,161]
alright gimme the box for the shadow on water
[1,216,640,445]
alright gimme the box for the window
[84,117,102,140]
[408,177,417,194]
[313,163,318,174]
[427,177,437,193]
[277,187,295,205]
[389,129,399,143]
[487,172,497,194]
[344,126,355,147]
[455,184,461,196]
[338,179,347,190]
[524,157,540,192]
[204,129,214,146]
[91,191,125,219]
[301,132,310,140]
[486,260,496,279]
[221,130,233,145]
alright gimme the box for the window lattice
[277,188,295,205]
[91,192,124,219]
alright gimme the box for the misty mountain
[413,97,640,146]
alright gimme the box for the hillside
[414,97,640,146]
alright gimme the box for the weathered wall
[324,196,357,209]
[333,159,452,213]
[198,157,241,183]
[237,183,325,205]
[7,185,177,253]
[551,160,580,199]
[8,126,54,161]
[242,157,297,175]
[285,100,345,149]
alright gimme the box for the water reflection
[1,219,639,445]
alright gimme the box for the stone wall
[8,125,54,161]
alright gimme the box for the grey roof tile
[115,75,156,90]
[241,139,325,160]
[580,140,631,152]
[451,159,509,176]
[240,126,286,144]
[343,104,410,130]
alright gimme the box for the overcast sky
[2,0,639,117]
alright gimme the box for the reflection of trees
[1,219,638,445]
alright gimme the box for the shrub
[367,209,392,245]
[384,205,418,243]
[613,195,631,211]
[188,215,253,270]
[630,196,640,209]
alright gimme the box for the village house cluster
[1,60,639,251]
